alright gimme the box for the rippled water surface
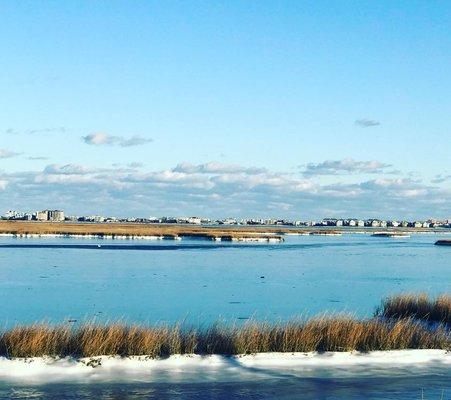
[1,376,449,400]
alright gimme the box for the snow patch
[0,350,449,384]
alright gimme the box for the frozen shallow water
[0,233,450,398]
[0,351,449,399]
[0,233,449,327]
[1,350,450,383]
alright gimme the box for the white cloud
[43,164,95,175]
[28,156,50,161]
[82,132,113,145]
[82,132,153,147]
[432,174,451,184]
[355,118,380,127]
[302,158,393,176]
[0,148,21,159]
[173,162,267,175]
[120,135,153,147]
[5,127,66,135]
[0,162,449,219]
[127,162,144,168]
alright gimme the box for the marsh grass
[376,294,451,325]
[0,316,448,359]
[0,220,290,239]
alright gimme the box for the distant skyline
[1,1,450,219]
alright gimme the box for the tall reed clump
[0,324,72,358]
[218,317,449,354]
[0,316,448,358]
[376,294,451,325]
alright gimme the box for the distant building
[3,210,25,220]
[219,218,237,225]
[321,218,338,226]
[36,210,64,222]
[4,210,17,219]
[160,217,177,224]
[36,210,49,221]
[48,210,65,222]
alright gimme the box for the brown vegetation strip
[0,316,449,358]
[0,221,288,240]
[376,294,451,325]
[0,221,445,238]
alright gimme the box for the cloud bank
[0,160,448,219]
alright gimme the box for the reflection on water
[2,377,450,400]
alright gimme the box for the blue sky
[0,1,450,219]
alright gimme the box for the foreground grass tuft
[376,294,451,325]
[0,316,448,358]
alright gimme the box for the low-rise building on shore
[2,210,451,229]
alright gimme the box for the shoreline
[0,221,450,242]
[0,350,449,384]
[1,310,449,359]
[0,296,448,384]
[0,232,284,243]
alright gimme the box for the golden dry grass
[0,220,439,239]
[0,316,448,358]
[376,294,451,325]
[0,221,296,237]
[0,221,289,240]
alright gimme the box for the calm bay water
[0,233,450,327]
[0,233,450,399]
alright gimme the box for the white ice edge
[1,350,449,384]
[0,233,284,242]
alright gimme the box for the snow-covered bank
[0,350,449,384]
